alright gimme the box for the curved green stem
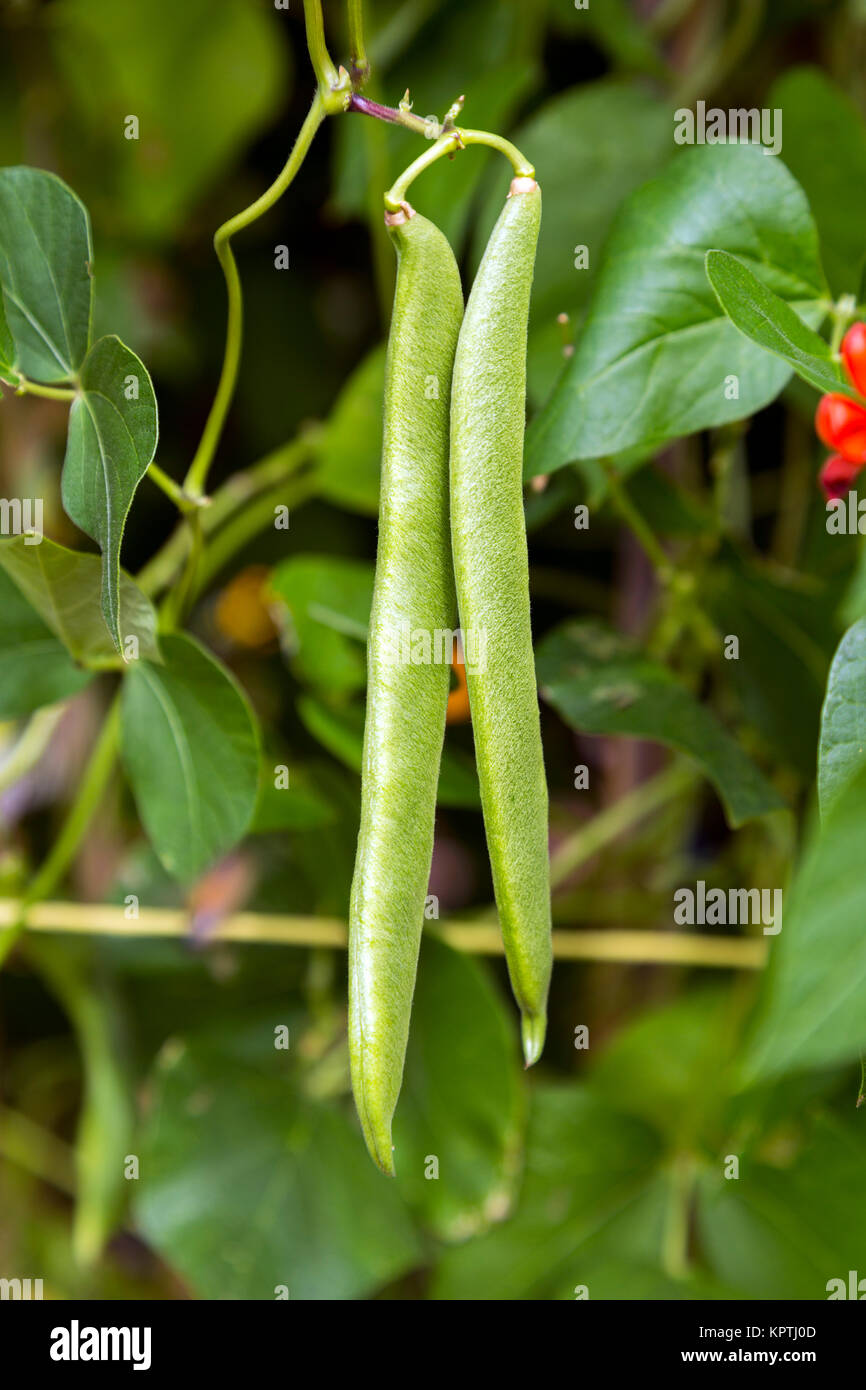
[0,696,121,969]
[550,764,693,888]
[182,93,327,500]
[303,0,340,91]
[161,509,204,629]
[146,461,198,513]
[138,431,319,600]
[194,468,319,593]
[384,126,535,210]
[13,377,77,401]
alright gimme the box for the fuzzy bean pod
[449,177,551,1065]
[349,205,463,1174]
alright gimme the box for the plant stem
[661,1152,697,1280]
[603,464,673,581]
[347,0,370,86]
[1,899,768,969]
[303,0,340,91]
[193,469,320,593]
[0,1103,76,1195]
[182,93,327,500]
[348,91,438,139]
[550,764,694,888]
[146,461,198,513]
[162,508,204,629]
[137,432,319,599]
[0,697,121,970]
[13,377,77,401]
[384,126,535,210]
[0,704,66,794]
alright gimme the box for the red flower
[815,322,866,492]
[819,453,864,501]
[815,393,866,462]
[841,321,866,398]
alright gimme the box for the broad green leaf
[431,1084,662,1300]
[770,67,866,297]
[0,288,15,380]
[741,773,866,1082]
[706,250,853,398]
[536,620,784,827]
[697,1114,866,1299]
[0,566,92,717]
[268,555,374,695]
[818,619,866,819]
[121,634,260,881]
[318,345,384,516]
[393,936,523,1240]
[0,534,159,668]
[135,1030,421,1299]
[49,0,289,240]
[62,335,158,650]
[0,165,92,381]
[297,694,480,810]
[526,143,828,479]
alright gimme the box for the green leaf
[0,165,92,381]
[431,1084,662,1299]
[770,67,866,297]
[49,0,289,240]
[268,555,374,696]
[0,286,15,381]
[706,250,852,398]
[536,620,784,827]
[0,534,159,668]
[697,1114,866,1299]
[121,634,260,881]
[317,345,384,516]
[741,773,866,1082]
[62,334,158,650]
[297,694,480,810]
[818,619,866,819]
[526,143,828,479]
[0,566,92,717]
[393,936,523,1240]
[135,1030,421,1299]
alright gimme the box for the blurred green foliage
[1,0,866,1302]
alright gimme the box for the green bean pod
[349,203,463,1175]
[449,176,551,1066]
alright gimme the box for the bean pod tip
[521,1011,546,1069]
